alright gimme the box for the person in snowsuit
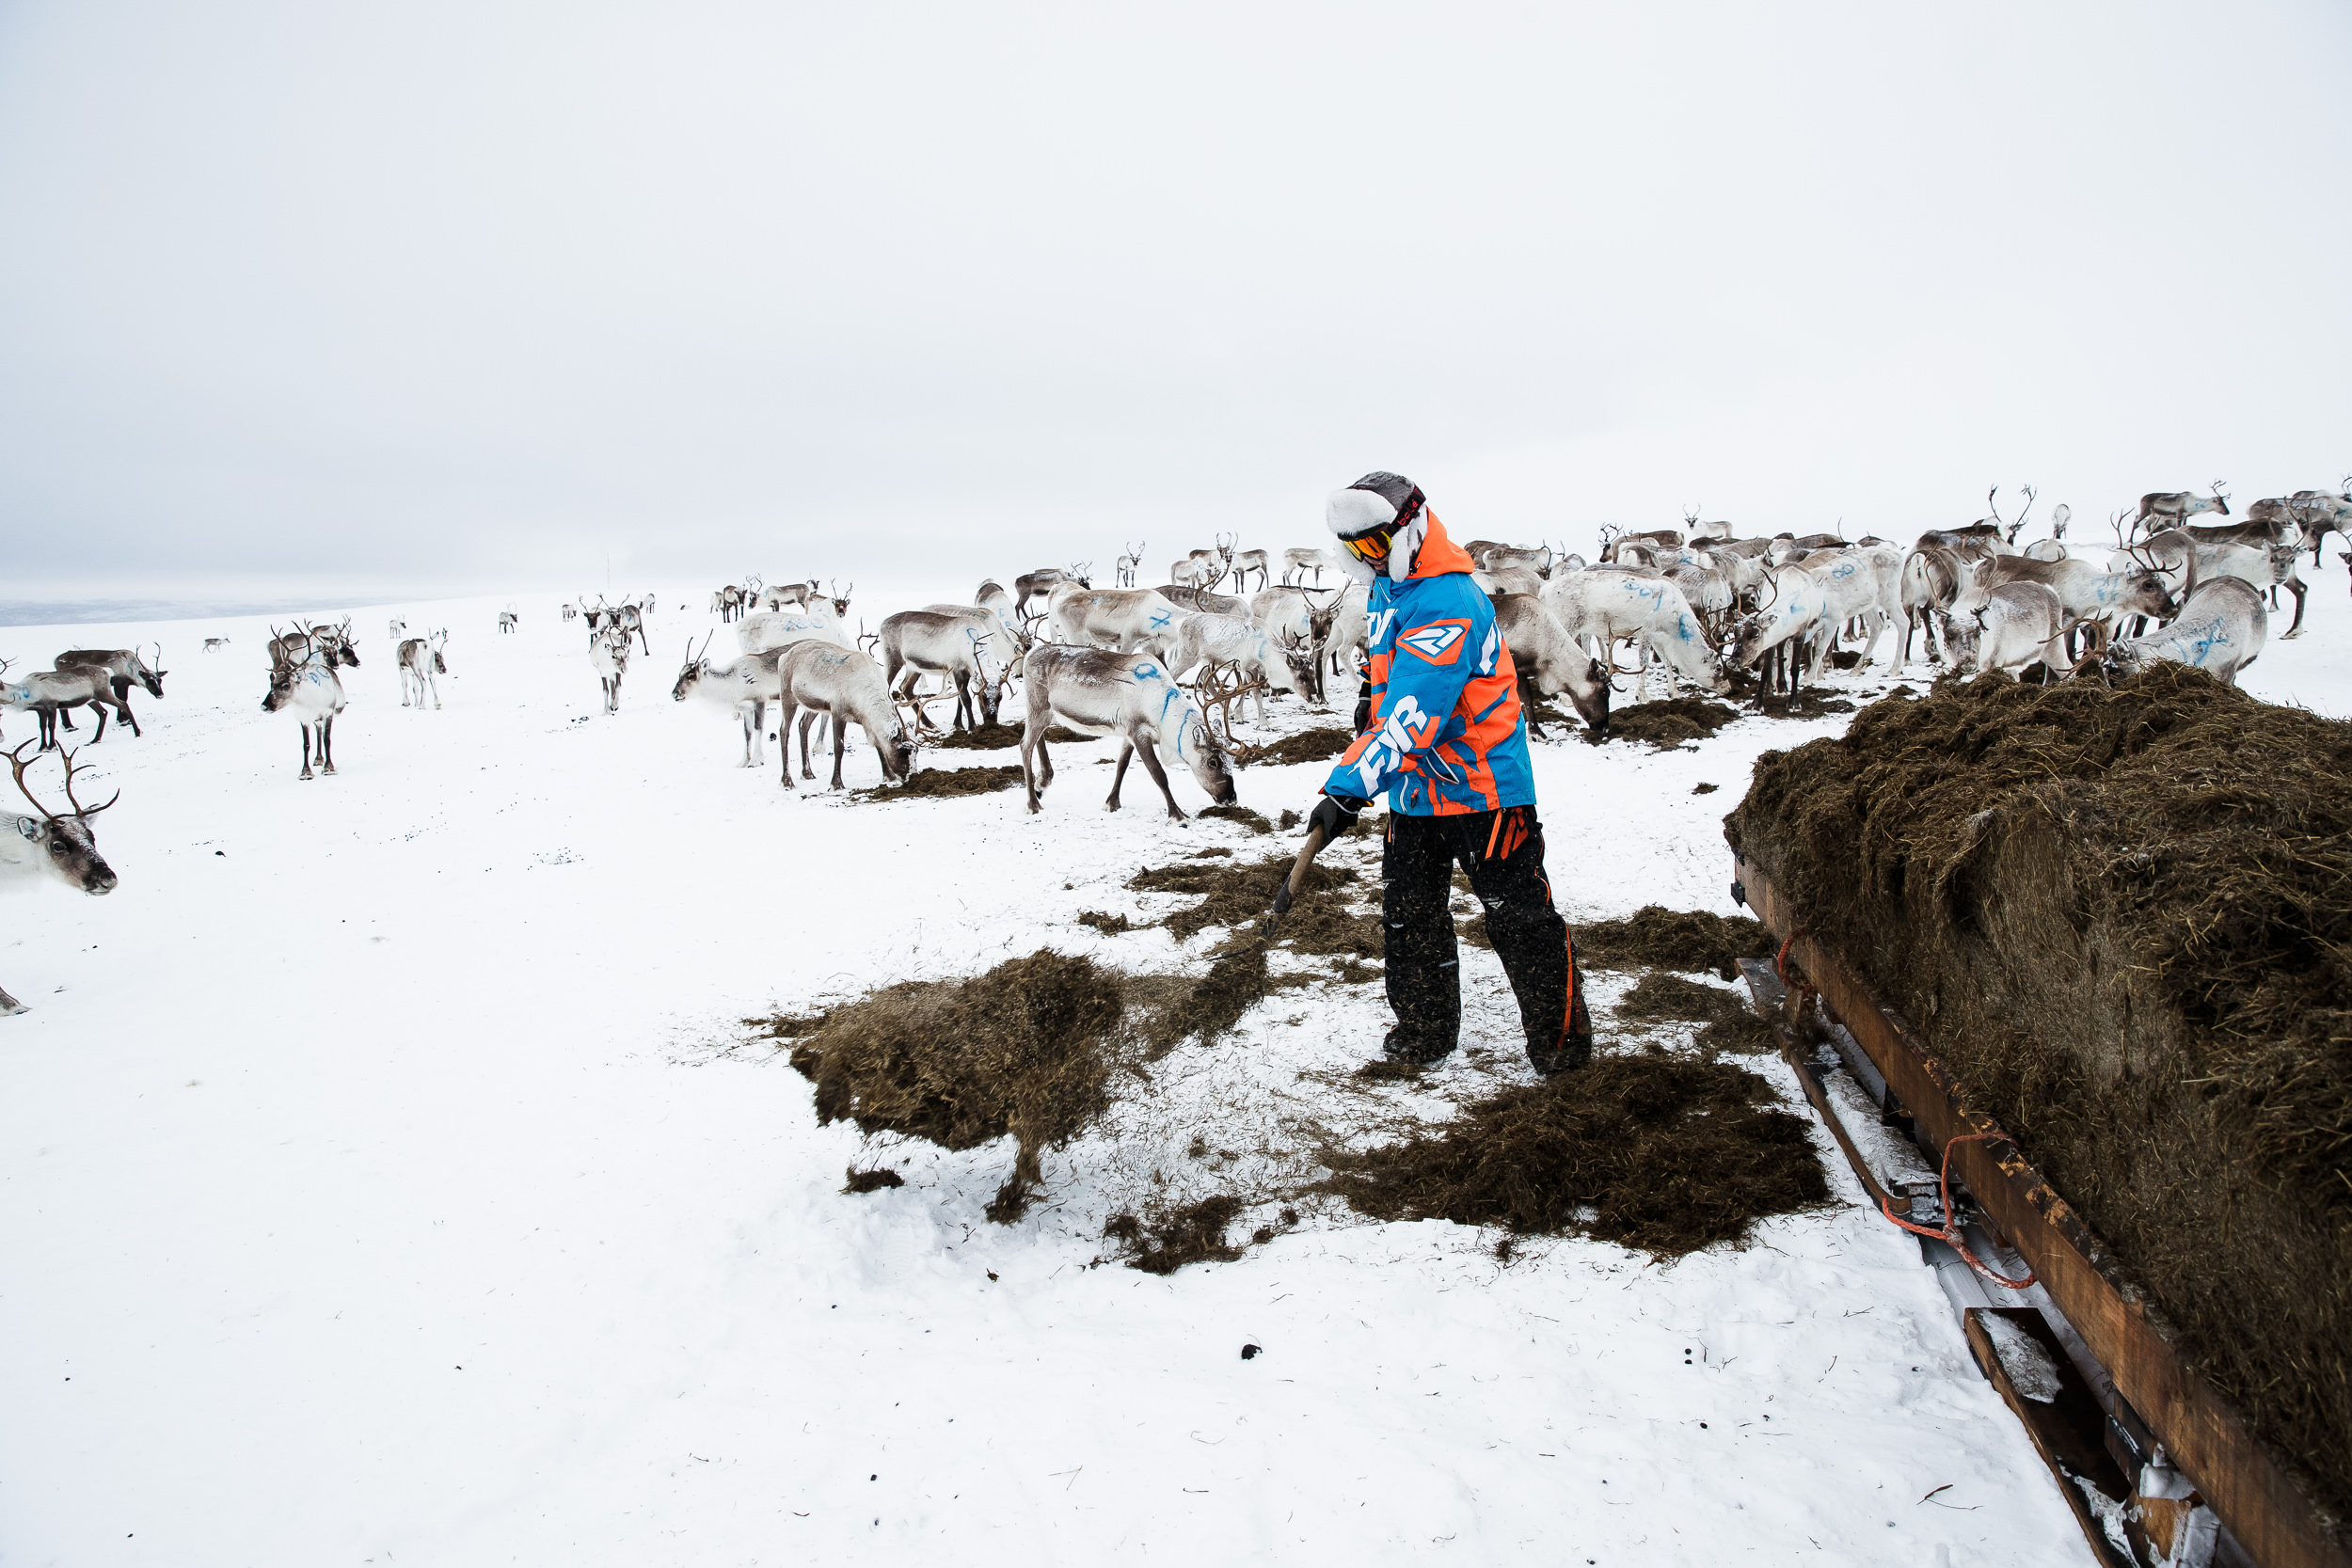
[1306,472,1593,1075]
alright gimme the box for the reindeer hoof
[322,765,337,776]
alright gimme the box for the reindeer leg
[1132,734,1187,820]
[120,700,140,738]
[1022,721,1046,813]
[2286,579,2308,638]
[775,699,799,788]
[833,712,851,789]
[299,722,314,780]
[321,714,337,774]
[1106,738,1133,812]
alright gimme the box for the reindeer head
[1273,624,1319,693]
[2049,502,2071,540]
[1067,562,1092,589]
[829,579,853,617]
[2211,480,2231,516]
[8,741,118,895]
[1171,703,1237,806]
[671,633,714,701]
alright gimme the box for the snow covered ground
[6,578,2346,1565]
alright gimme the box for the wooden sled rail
[1735,854,2350,1568]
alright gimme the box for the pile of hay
[1726,665,2352,1528]
[1575,906,1768,980]
[855,764,1024,800]
[1608,698,1740,749]
[1324,1054,1827,1257]
[1249,726,1357,766]
[786,951,1127,1220]
[1199,803,1274,833]
[928,722,1096,750]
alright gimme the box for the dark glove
[1352,675,1373,736]
[1309,794,1367,840]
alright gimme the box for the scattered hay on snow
[1129,852,1359,942]
[1322,1054,1829,1258]
[1695,1010,1780,1058]
[1075,910,1134,934]
[844,1166,904,1193]
[786,950,1126,1221]
[1104,1196,1248,1273]
[1573,906,1768,980]
[1607,698,1741,749]
[1199,803,1274,833]
[1751,689,1856,720]
[1615,972,1746,1025]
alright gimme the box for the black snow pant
[1382,805,1590,1068]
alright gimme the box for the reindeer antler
[9,741,117,820]
[2212,478,2230,498]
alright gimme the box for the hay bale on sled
[1724,665,2352,1542]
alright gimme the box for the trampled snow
[7,578,2345,1564]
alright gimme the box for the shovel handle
[1270,822,1329,919]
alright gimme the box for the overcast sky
[3,0,2347,601]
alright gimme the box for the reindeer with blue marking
[1018,645,1236,821]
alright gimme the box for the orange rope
[1878,1132,2039,1291]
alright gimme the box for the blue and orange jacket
[1323,515,1535,816]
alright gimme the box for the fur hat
[1324,471,1426,585]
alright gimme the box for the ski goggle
[1336,486,1425,564]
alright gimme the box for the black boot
[1381,1025,1454,1067]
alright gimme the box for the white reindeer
[588,625,629,715]
[1044,584,1188,660]
[1116,541,1147,589]
[398,632,449,709]
[1,742,119,1015]
[738,608,853,657]
[1544,568,1730,697]
[1018,645,1237,821]
[2133,481,2229,536]
[671,635,788,767]
[2094,577,2266,687]
[1168,610,1300,725]
[1229,547,1271,592]
[389,617,407,643]
[772,641,914,790]
[1724,550,1902,689]
[881,610,1009,733]
[262,632,349,778]
[1943,582,2072,677]
[1279,546,1330,587]
[1488,593,1613,740]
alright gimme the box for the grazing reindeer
[564,603,580,622]
[1116,541,1147,588]
[880,610,1008,732]
[1229,547,1271,592]
[1723,550,1906,689]
[672,635,789,767]
[1599,526,1685,563]
[1248,586,1342,704]
[204,638,230,652]
[973,581,1032,653]
[2,741,119,1015]
[2092,577,2266,688]
[1279,546,1330,587]
[499,608,518,634]
[3,666,117,748]
[2134,481,2229,535]
[398,632,449,708]
[2290,482,2352,562]
[1019,644,1237,821]
[1168,610,1300,725]
[1952,551,2178,646]
[1488,593,1612,741]
[262,630,348,778]
[1944,582,2071,677]
[1544,569,1730,698]
[1899,546,1965,662]
[1044,583,1188,660]
[772,641,914,790]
